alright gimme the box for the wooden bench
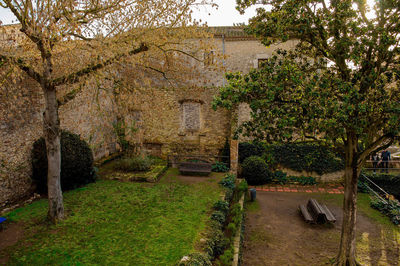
[299,198,336,224]
[178,161,212,176]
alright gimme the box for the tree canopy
[214,0,400,264]
[0,0,216,222]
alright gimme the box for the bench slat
[299,204,313,223]
[320,204,336,223]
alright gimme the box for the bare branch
[358,133,394,164]
[0,53,43,83]
[53,43,148,86]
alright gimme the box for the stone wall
[278,167,345,183]
[0,26,299,207]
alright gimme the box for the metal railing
[364,160,400,172]
[360,173,390,204]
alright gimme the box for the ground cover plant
[211,161,229,172]
[98,156,167,183]
[273,171,317,186]
[0,169,224,265]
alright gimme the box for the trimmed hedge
[242,156,272,185]
[31,131,95,193]
[271,143,343,175]
[238,142,344,175]
[112,156,154,172]
[238,142,264,163]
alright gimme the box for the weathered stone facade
[0,26,297,207]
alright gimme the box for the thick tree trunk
[336,136,360,265]
[43,87,64,223]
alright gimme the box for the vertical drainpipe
[222,34,226,87]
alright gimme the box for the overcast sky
[0,0,376,26]
[0,0,258,26]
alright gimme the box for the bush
[31,131,95,193]
[241,156,272,185]
[218,246,234,266]
[238,142,265,163]
[290,175,317,186]
[237,180,248,194]
[274,170,288,185]
[212,161,229,172]
[112,156,154,172]
[213,200,229,215]
[219,174,236,190]
[211,211,226,225]
[272,143,343,175]
[178,252,212,266]
[205,229,227,258]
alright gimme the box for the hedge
[238,142,344,175]
[31,131,95,193]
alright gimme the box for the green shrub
[241,156,272,185]
[31,131,95,193]
[370,196,400,225]
[226,222,237,236]
[212,161,229,172]
[218,247,234,266]
[213,200,229,215]
[211,211,226,225]
[205,229,227,258]
[274,170,288,185]
[113,156,154,172]
[291,175,317,185]
[237,180,248,194]
[272,143,343,175]
[219,174,236,190]
[178,252,212,266]
[238,142,265,163]
[358,175,370,193]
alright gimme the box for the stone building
[0,25,296,208]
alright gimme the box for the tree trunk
[43,87,64,223]
[336,136,360,265]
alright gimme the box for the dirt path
[0,222,25,264]
[242,192,400,266]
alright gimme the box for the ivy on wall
[239,142,344,175]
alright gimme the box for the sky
[0,0,376,26]
[0,0,259,26]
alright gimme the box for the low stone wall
[278,167,344,183]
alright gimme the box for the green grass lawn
[0,169,225,265]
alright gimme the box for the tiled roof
[208,26,256,40]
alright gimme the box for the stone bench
[299,198,336,224]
